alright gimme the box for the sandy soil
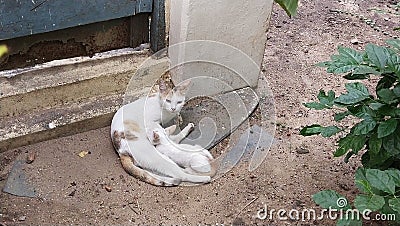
[1,0,399,225]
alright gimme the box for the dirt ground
[1,0,399,225]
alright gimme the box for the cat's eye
[166,99,171,103]
[177,101,182,104]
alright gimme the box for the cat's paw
[187,123,195,132]
[204,176,212,183]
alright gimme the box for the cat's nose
[171,107,176,111]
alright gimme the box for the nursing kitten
[110,80,211,186]
[152,125,214,175]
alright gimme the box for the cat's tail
[119,154,181,187]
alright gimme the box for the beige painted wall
[167,0,273,96]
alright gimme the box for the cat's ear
[152,131,160,143]
[159,81,168,95]
[165,125,177,135]
[175,80,191,95]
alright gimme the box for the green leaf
[354,194,385,212]
[313,190,350,209]
[303,102,328,110]
[322,47,364,75]
[335,82,370,105]
[316,61,330,67]
[352,115,376,135]
[338,46,363,64]
[334,111,350,121]
[377,88,398,104]
[335,134,366,157]
[355,168,371,193]
[319,90,335,105]
[369,102,385,110]
[362,150,393,169]
[380,200,400,222]
[376,76,396,92]
[386,169,400,186]
[389,198,400,214]
[369,133,382,154]
[378,118,398,138]
[343,65,380,80]
[377,105,399,117]
[394,84,400,97]
[300,125,323,136]
[303,90,336,110]
[274,0,298,17]
[366,43,390,70]
[366,169,396,194]
[321,126,341,137]
[383,125,400,156]
[361,149,393,169]
[331,65,358,74]
[387,39,400,51]
[348,105,375,118]
[353,65,381,75]
[387,54,400,78]
[300,125,341,137]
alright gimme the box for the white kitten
[152,124,214,174]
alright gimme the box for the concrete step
[0,49,168,152]
[0,94,120,152]
[0,50,150,118]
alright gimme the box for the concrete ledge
[0,50,169,152]
[0,51,150,118]
[0,94,121,152]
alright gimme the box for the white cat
[151,124,214,175]
[110,80,211,186]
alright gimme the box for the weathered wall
[168,0,273,96]
[0,15,149,71]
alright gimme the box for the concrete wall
[167,0,273,96]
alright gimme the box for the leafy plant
[301,39,400,225]
[313,168,400,225]
[301,39,400,169]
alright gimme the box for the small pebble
[26,152,36,164]
[18,216,26,221]
[296,147,310,154]
[350,38,359,44]
[104,185,112,192]
[68,189,76,197]
[48,122,56,129]
[339,182,350,191]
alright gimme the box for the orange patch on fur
[112,131,123,150]
[125,131,138,140]
[123,120,141,132]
